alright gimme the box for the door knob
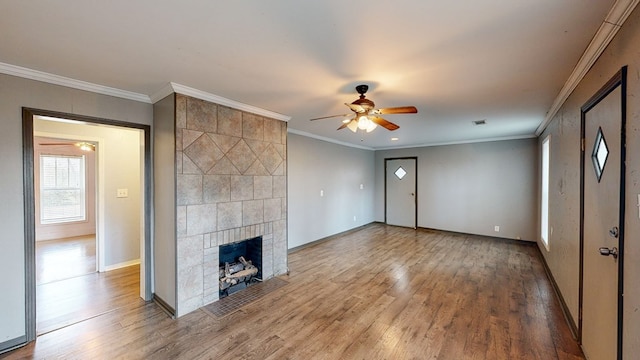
[599,247,618,260]
[609,226,619,238]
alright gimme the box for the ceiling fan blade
[370,116,400,131]
[345,103,366,113]
[310,113,351,121]
[39,143,75,146]
[374,106,418,115]
[337,122,348,130]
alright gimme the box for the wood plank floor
[34,235,140,335]
[36,235,96,285]
[2,224,584,360]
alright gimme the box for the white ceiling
[0,1,625,149]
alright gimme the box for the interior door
[385,158,416,228]
[580,69,625,360]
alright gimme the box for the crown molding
[166,82,291,122]
[149,82,175,104]
[287,128,374,150]
[287,129,536,151]
[0,62,152,103]
[374,134,537,151]
[536,0,640,135]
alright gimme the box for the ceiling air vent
[472,119,487,126]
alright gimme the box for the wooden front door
[385,158,417,228]
[580,67,626,360]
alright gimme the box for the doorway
[579,67,626,360]
[385,157,417,228]
[22,108,152,342]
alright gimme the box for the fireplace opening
[219,236,262,298]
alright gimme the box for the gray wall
[540,6,640,356]
[0,73,152,349]
[152,94,177,310]
[375,139,538,241]
[287,133,375,249]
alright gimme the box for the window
[540,136,550,251]
[40,155,86,224]
[394,166,407,180]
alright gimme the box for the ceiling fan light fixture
[76,142,95,152]
[347,120,358,133]
[347,119,358,132]
[366,120,377,132]
[357,115,370,130]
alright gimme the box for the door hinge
[581,138,585,152]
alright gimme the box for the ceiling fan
[310,84,417,132]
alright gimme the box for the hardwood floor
[35,235,142,335]
[36,265,142,335]
[36,235,96,284]
[3,224,584,359]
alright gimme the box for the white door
[581,83,623,360]
[385,158,416,228]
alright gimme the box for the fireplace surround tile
[182,129,204,150]
[264,117,282,144]
[230,175,254,201]
[182,153,201,175]
[178,263,203,304]
[243,200,264,226]
[244,159,270,176]
[227,140,257,174]
[264,198,282,222]
[177,174,202,206]
[207,133,241,154]
[207,156,241,175]
[217,106,242,137]
[178,234,203,268]
[184,134,224,173]
[254,176,273,199]
[186,97,217,133]
[177,206,187,237]
[217,201,242,231]
[245,138,268,155]
[176,151,183,174]
[173,93,287,315]
[176,95,187,129]
[204,175,231,203]
[186,203,217,235]
[242,112,264,141]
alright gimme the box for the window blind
[40,155,86,224]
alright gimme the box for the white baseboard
[103,259,140,272]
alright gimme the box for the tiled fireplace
[174,94,288,316]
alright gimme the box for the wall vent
[472,119,487,126]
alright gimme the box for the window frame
[39,154,87,225]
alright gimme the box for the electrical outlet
[360,184,364,190]
[494,225,500,232]
[320,190,324,197]
[117,188,128,198]
[353,216,357,222]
